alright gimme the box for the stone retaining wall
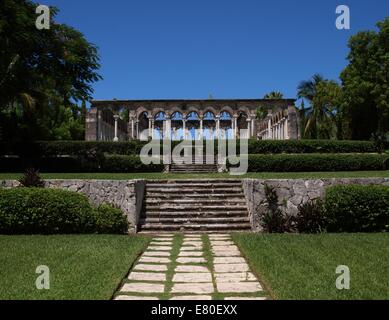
[242,178,389,231]
[0,179,146,233]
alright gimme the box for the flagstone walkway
[114,234,267,301]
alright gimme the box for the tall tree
[340,18,389,140]
[0,0,101,141]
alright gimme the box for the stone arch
[184,106,201,119]
[220,106,234,118]
[137,111,149,140]
[201,106,218,118]
[136,107,150,119]
[171,111,184,140]
[220,110,233,140]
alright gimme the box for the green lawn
[232,233,389,300]
[0,171,388,180]
[0,235,150,300]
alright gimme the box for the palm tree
[297,74,325,102]
[297,74,326,138]
[263,91,284,99]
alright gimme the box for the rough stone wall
[0,179,146,233]
[242,178,389,231]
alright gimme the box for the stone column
[183,119,187,140]
[233,116,238,139]
[136,121,139,139]
[151,120,155,139]
[251,119,255,138]
[247,119,251,139]
[130,118,135,139]
[113,114,119,142]
[199,117,203,140]
[165,116,171,140]
[148,118,152,138]
[216,116,220,140]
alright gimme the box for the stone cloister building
[85,99,300,141]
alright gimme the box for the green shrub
[294,200,327,233]
[244,154,388,172]
[0,188,95,234]
[324,185,389,232]
[94,204,128,234]
[0,188,130,234]
[0,155,165,173]
[0,139,378,157]
[247,139,377,154]
[101,155,164,173]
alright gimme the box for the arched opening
[138,112,149,140]
[154,112,166,140]
[186,112,200,140]
[203,111,216,140]
[220,111,232,140]
[237,112,249,139]
[171,112,184,141]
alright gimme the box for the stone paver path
[114,234,267,300]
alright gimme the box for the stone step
[139,223,252,232]
[141,217,250,224]
[144,211,249,218]
[145,199,247,205]
[146,205,248,212]
[146,179,242,183]
[146,194,245,200]
[146,183,242,188]
[146,187,244,196]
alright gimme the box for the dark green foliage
[0,188,95,234]
[101,155,164,173]
[18,168,45,188]
[246,154,388,172]
[294,200,326,233]
[93,204,129,235]
[0,155,164,173]
[0,139,378,157]
[324,185,389,232]
[0,188,129,234]
[260,184,292,233]
[247,139,377,154]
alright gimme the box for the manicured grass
[0,235,150,300]
[0,171,388,180]
[232,233,389,300]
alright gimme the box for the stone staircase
[169,155,218,173]
[138,180,251,233]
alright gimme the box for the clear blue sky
[46,0,389,101]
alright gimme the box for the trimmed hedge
[245,154,389,172]
[0,155,165,173]
[0,139,379,157]
[0,188,129,234]
[94,204,129,234]
[324,185,389,232]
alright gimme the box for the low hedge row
[245,154,389,172]
[0,155,165,173]
[324,185,389,232]
[0,188,129,234]
[0,139,379,157]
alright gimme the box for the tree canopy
[0,0,101,141]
